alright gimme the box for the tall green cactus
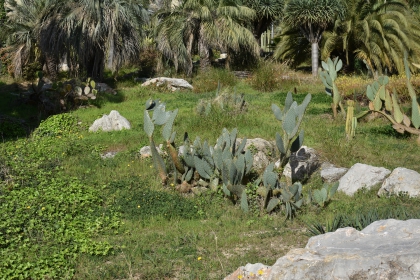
[319,57,345,118]
[144,99,174,185]
[271,92,312,169]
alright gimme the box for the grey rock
[238,138,276,171]
[139,144,164,158]
[100,151,118,159]
[224,263,271,280]
[320,162,348,183]
[89,110,131,132]
[338,163,391,196]
[268,219,420,280]
[281,146,320,183]
[96,83,117,95]
[378,167,420,197]
[141,77,193,91]
[226,219,420,280]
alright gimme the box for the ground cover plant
[1,63,420,279]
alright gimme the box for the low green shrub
[33,113,79,137]
[0,127,120,279]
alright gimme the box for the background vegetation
[1,0,420,278]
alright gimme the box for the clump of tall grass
[249,60,308,92]
[192,68,237,93]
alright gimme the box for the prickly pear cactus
[361,53,420,140]
[271,92,311,168]
[319,57,344,118]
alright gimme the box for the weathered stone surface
[141,77,193,91]
[238,138,276,171]
[224,263,271,280]
[225,219,420,280]
[281,146,320,183]
[378,167,420,197]
[89,110,131,132]
[139,144,164,158]
[320,162,348,183]
[338,163,391,196]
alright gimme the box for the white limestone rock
[378,167,420,197]
[320,162,348,183]
[89,110,131,132]
[225,219,420,280]
[338,163,391,196]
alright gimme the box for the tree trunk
[199,38,210,72]
[311,41,319,76]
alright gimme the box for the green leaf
[275,132,286,155]
[391,91,403,123]
[162,109,178,141]
[329,182,339,197]
[366,85,375,101]
[284,92,294,112]
[412,99,420,129]
[336,59,343,72]
[283,108,296,137]
[374,94,382,111]
[241,190,248,213]
[152,103,170,125]
[321,61,329,71]
[272,104,283,121]
[194,156,213,180]
[266,197,280,213]
[313,189,323,205]
[143,111,154,138]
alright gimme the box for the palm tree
[322,0,420,75]
[273,24,311,69]
[243,0,284,43]
[282,0,346,76]
[154,0,258,75]
[1,0,60,78]
[40,0,149,79]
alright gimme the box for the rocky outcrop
[378,167,420,197]
[281,146,321,183]
[89,110,131,132]
[338,163,391,196]
[225,219,420,280]
[239,138,276,171]
[320,162,348,183]
[141,77,193,91]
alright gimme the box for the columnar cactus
[319,57,344,118]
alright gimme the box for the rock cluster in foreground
[225,219,420,280]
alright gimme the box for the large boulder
[89,110,131,132]
[338,163,391,196]
[225,219,420,280]
[280,146,321,183]
[141,77,193,91]
[238,138,276,171]
[378,167,420,197]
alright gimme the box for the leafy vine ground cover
[1,71,420,279]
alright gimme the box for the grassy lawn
[1,69,420,279]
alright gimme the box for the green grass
[1,70,420,279]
